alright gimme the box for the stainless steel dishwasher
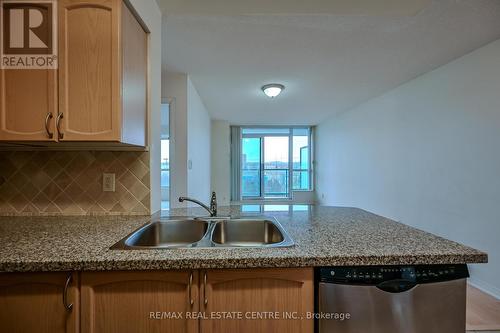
[317,264,469,333]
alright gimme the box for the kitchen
[0,0,499,332]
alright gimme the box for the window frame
[238,126,314,201]
[291,129,314,192]
[292,145,311,191]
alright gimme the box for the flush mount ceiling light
[262,83,285,98]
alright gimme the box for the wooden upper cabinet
[58,0,119,142]
[0,272,79,333]
[0,2,57,142]
[0,69,57,142]
[201,268,314,333]
[121,0,148,146]
[81,271,199,333]
[58,0,147,145]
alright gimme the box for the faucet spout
[179,192,218,217]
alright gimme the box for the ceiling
[157,0,431,16]
[161,0,500,125]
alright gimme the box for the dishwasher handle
[376,279,417,293]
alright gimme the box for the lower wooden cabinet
[0,272,79,333]
[80,270,199,333]
[0,268,314,333]
[201,268,314,333]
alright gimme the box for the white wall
[187,78,212,202]
[128,0,162,214]
[162,73,212,207]
[211,120,231,205]
[162,73,188,208]
[316,39,500,298]
[292,191,316,204]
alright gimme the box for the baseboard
[469,277,500,300]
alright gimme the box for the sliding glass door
[238,127,312,200]
[241,128,291,199]
[263,136,289,198]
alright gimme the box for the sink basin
[211,219,293,247]
[111,217,294,249]
[111,219,208,249]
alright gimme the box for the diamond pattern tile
[0,151,150,215]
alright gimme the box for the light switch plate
[102,173,116,192]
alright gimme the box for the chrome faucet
[179,192,217,217]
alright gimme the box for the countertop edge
[0,253,488,273]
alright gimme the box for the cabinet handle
[44,112,53,139]
[203,271,208,306]
[63,273,73,311]
[56,113,64,139]
[188,271,194,306]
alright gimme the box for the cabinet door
[0,68,57,141]
[58,0,121,141]
[81,271,199,333]
[201,268,314,333]
[0,272,79,333]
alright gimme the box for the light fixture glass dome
[262,84,285,98]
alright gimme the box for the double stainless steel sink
[111,217,294,249]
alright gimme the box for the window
[236,127,312,200]
[241,137,261,197]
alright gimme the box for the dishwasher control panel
[318,264,469,285]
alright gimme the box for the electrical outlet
[102,173,115,192]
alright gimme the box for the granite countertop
[0,205,487,272]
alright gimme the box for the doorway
[161,102,170,210]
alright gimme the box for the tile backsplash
[0,151,150,216]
